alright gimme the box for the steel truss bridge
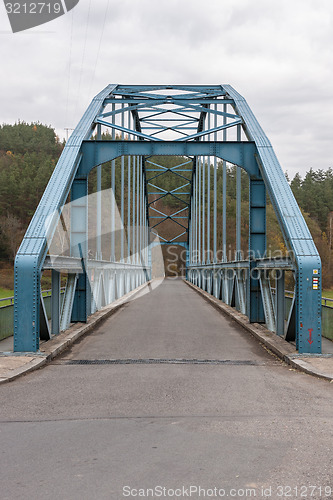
[14,85,322,354]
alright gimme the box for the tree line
[0,122,64,260]
[0,122,332,287]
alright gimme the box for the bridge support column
[248,178,266,323]
[296,256,322,353]
[70,176,89,323]
[14,255,41,351]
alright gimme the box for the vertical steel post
[198,158,201,265]
[140,165,143,284]
[276,270,285,336]
[136,156,139,267]
[51,269,60,335]
[111,103,115,262]
[143,161,146,270]
[140,159,143,282]
[96,124,102,260]
[147,203,149,276]
[127,107,132,269]
[128,156,131,263]
[212,105,218,296]
[121,105,125,262]
[132,155,136,272]
[193,168,197,266]
[188,194,192,266]
[71,176,89,322]
[213,104,217,264]
[202,157,205,266]
[191,186,194,266]
[248,178,266,323]
[207,111,210,265]
[144,195,147,273]
[195,160,198,265]
[222,104,227,261]
[207,158,211,264]
[236,124,242,260]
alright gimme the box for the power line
[88,0,110,99]
[74,0,92,117]
[65,8,74,128]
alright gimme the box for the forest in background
[0,122,333,289]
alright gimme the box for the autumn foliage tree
[0,122,63,260]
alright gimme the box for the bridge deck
[0,279,332,499]
[62,277,273,362]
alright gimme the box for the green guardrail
[0,290,64,341]
[0,303,16,341]
[277,294,333,341]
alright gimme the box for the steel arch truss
[14,85,321,353]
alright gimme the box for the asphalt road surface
[0,278,332,500]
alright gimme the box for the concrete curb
[0,280,152,384]
[184,280,333,382]
[287,358,333,382]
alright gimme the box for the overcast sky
[1,0,333,177]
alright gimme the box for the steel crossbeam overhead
[14,85,322,354]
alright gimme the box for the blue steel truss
[14,85,322,353]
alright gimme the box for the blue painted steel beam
[70,177,89,322]
[80,141,258,176]
[248,179,266,323]
[104,99,234,105]
[14,84,117,352]
[223,85,321,353]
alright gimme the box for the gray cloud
[0,0,333,176]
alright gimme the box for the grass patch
[0,287,59,307]
[0,287,14,298]
[322,289,333,307]
[0,287,14,306]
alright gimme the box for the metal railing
[1,288,333,343]
[0,289,65,342]
[0,288,60,308]
[0,296,14,306]
[271,288,333,307]
[270,288,333,341]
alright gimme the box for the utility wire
[65,8,74,135]
[88,0,110,99]
[74,0,92,118]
